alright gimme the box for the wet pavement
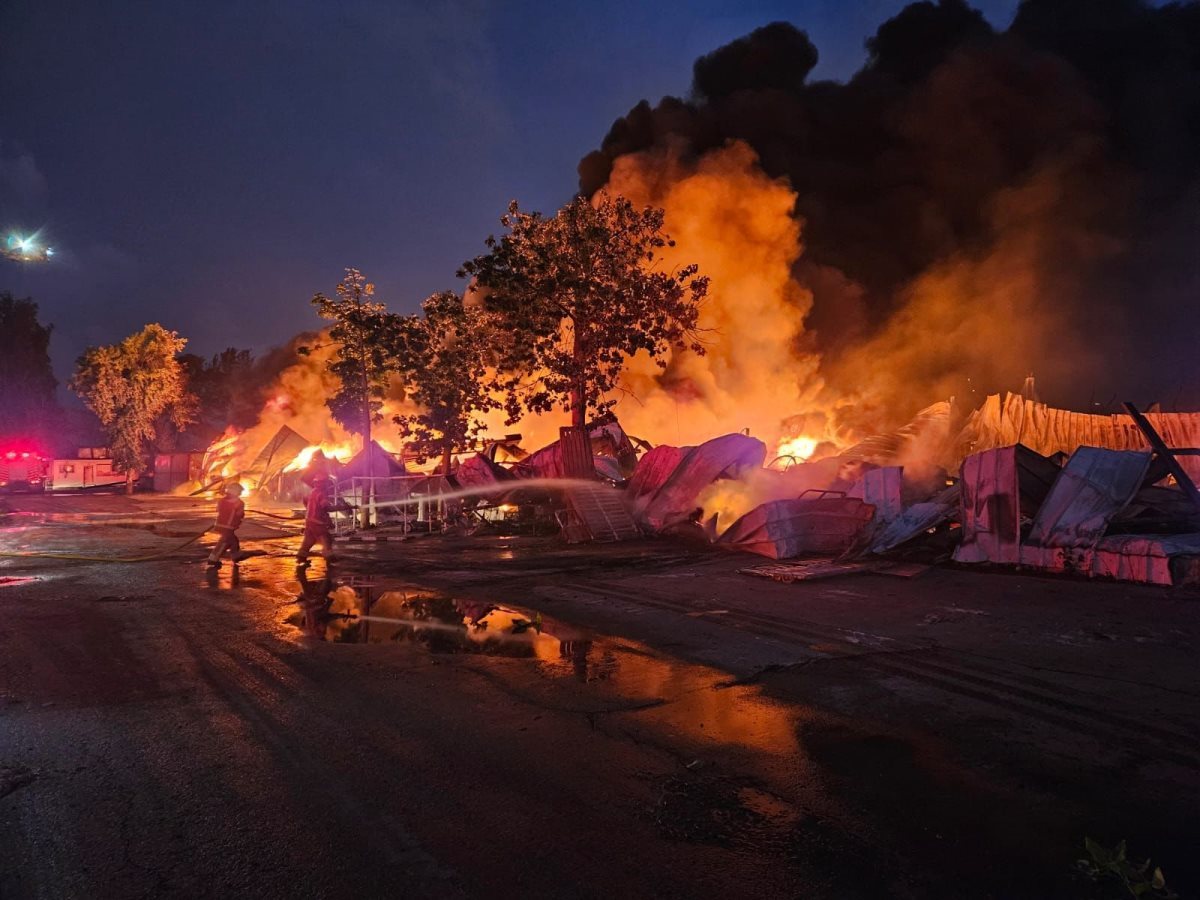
[1,494,1199,898]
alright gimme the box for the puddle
[284,573,590,664]
[280,574,806,756]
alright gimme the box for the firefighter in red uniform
[207,483,246,567]
[296,475,349,566]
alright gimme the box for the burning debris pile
[617,393,1200,587]
[188,339,411,500]
[178,1,1200,587]
[184,333,1200,588]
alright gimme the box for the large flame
[194,336,411,496]
[283,441,357,473]
[193,139,968,516]
[599,141,828,450]
[773,435,818,467]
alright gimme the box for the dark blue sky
[1,0,1018,382]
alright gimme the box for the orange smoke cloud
[600,140,829,450]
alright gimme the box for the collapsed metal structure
[183,389,1200,586]
[620,394,1200,586]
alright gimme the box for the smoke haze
[581,0,1200,433]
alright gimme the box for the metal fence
[334,474,455,534]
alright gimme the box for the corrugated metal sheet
[718,497,875,559]
[557,426,595,479]
[513,420,636,481]
[639,433,766,532]
[1026,447,1150,549]
[954,445,1060,565]
[848,466,903,525]
[869,485,959,554]
[955,447,1021,564]
[960,393,1200,481]
[627,445,687,502]
[1092,534,1200,586]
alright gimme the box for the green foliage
[0,292,59,441]
[459,195,709,427]
[311,268,396,437]
[389,291,502,467]
[180,348,259,432]
[1077,837,1176,898]
[69,324,196,480]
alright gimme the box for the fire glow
[283,442,356,474]
[775,435,817,464]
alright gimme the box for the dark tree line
[0,292,58,444]
[0,288,268,471]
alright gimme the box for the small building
[153,451,206,493]
[49,452,128,491]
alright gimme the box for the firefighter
[207,482,246,567]
[296,475,350,566]
[295,565,336,639]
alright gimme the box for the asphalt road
[1,494,1198,898]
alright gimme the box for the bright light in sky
[2,232,55,263]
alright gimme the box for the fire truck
[0,448,49,492]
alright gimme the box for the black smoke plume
[580,0,1200,422]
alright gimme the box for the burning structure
[183,1,1200,584]
[186,335,1200,586]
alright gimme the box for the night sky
[1,0,1018,385]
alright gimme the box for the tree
[0,292,59,444]
[311,269,396,441]
[459,195,709,429]
[180,347,259,433]
[390,292,503,475]
[69,324,196,493]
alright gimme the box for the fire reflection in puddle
[282,573,803,757]
[285,571,594,665]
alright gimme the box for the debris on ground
[737,561,878,583]
[171,391,1200,585]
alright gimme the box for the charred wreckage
[169,389,1200,589]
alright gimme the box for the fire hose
[0,528,212,563]
[0,509,304,563]
[248,508,302,521]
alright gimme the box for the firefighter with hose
[296,472,352,567]
[206,482,246,568]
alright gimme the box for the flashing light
[2,232,55,263]
[20,452,29,458]
[4,452,16,460]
